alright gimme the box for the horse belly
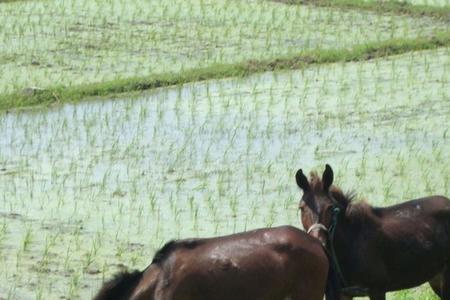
[168,273,290,300]
[383,242,449,290]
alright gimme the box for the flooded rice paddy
[0,0,448,94]
[0,48,449,299]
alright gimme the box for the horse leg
[368,291,385,300]
[292,290,323,300]
[324,288,343,300]
[291,278,327,300]
[429,272,443,298]
[440,267,450,300]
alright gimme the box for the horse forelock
[308,171,352,204]
[308,171,373,223]
[309,171,323,192]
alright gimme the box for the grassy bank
[1,32,449,111]
[273,0,450,19]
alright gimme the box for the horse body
[296,165,450,300]
[95,226,330,300]
[337,196,450,293]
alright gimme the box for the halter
[305,204,347,287]
[326,205,347,287]
[306,223,328,235]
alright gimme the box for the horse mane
[330,186,355,209]
[331,186,373,222]
[152,239,201,264]
[93,270,142,300]
[309,171,373,222]
[152,240,177,264]
[95,238,203,299]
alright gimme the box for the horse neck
[129,264,160,300]
[331,207,375,285]
[332,215,353,274]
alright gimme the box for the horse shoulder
[130,265,162,300]
[270,226,328,269]
[270,226,322,249]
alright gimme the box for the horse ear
[322,164,334,192]
[295,169,310,192]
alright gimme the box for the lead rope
[327,206,348,288]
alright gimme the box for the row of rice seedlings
[0,0,448,94]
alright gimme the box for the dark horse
[94,226,331,300]
[295,164,450,300]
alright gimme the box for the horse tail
[93,270,143,300]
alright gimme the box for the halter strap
[327,206,348,288]
[306,223,328,234]
[304,205,347,288]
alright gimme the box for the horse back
[145,226,328,300]
[376,195,450,219]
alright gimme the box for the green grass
[274,0,450,18]
[1,31,449,111]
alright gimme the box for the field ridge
[1,31,449,111]
[271,0,450,20]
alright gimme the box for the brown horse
[94,226,331,300]
[295,164,450,300]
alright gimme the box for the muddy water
[0,49,449,299]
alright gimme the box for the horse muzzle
[307,223,329,246]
